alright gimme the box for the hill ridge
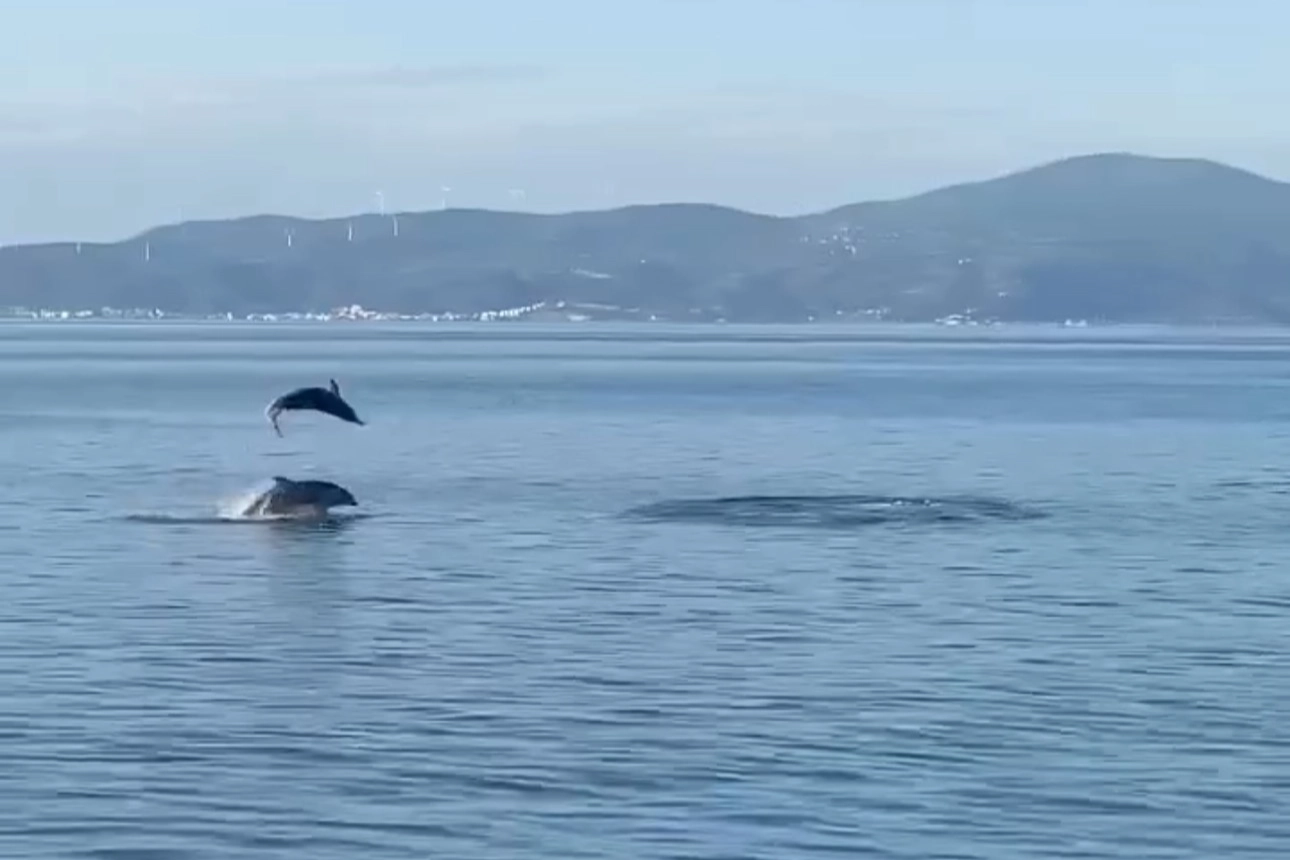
[4,151,1290,324]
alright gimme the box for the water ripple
[2,325,1290,858]
[623,493,1048,529]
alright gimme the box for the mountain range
[5,152,1290,324]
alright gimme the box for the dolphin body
[240,476,358,519]
[265,378,365,437]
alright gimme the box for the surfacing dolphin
[239,475,358,519]
[265,378,365,437]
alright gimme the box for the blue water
[1,321,1288,858]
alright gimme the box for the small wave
[1210,476,1290,495]
[622,493,1047,529]
[120,512,371,526]
[118,511,370,536]
[113,477,370,530]
[122,513,259,526]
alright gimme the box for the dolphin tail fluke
[265,403,284,437]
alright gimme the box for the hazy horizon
[5,0,1287,245]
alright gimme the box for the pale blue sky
[2,0,1286,243]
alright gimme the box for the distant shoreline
[1,316,1285,335]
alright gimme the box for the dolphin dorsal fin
[329,378,340,396]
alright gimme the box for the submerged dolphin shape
[265,378,365,437]
[240,475,358,519]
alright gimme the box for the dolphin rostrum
[265,378,365,437]
[240,475,358,519]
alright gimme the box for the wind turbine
[375,190,386,216]
[440,185,452,210]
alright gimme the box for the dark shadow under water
[623,493,1048,529]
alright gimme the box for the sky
[2,0,1287,244]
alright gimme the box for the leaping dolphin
[265,378,365,437]
[240,475,358,519]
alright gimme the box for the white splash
[215,478,278,520]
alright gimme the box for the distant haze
[3,0,1289,244]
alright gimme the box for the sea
[0,320,1288,859]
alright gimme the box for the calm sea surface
[1,321,1289,859]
